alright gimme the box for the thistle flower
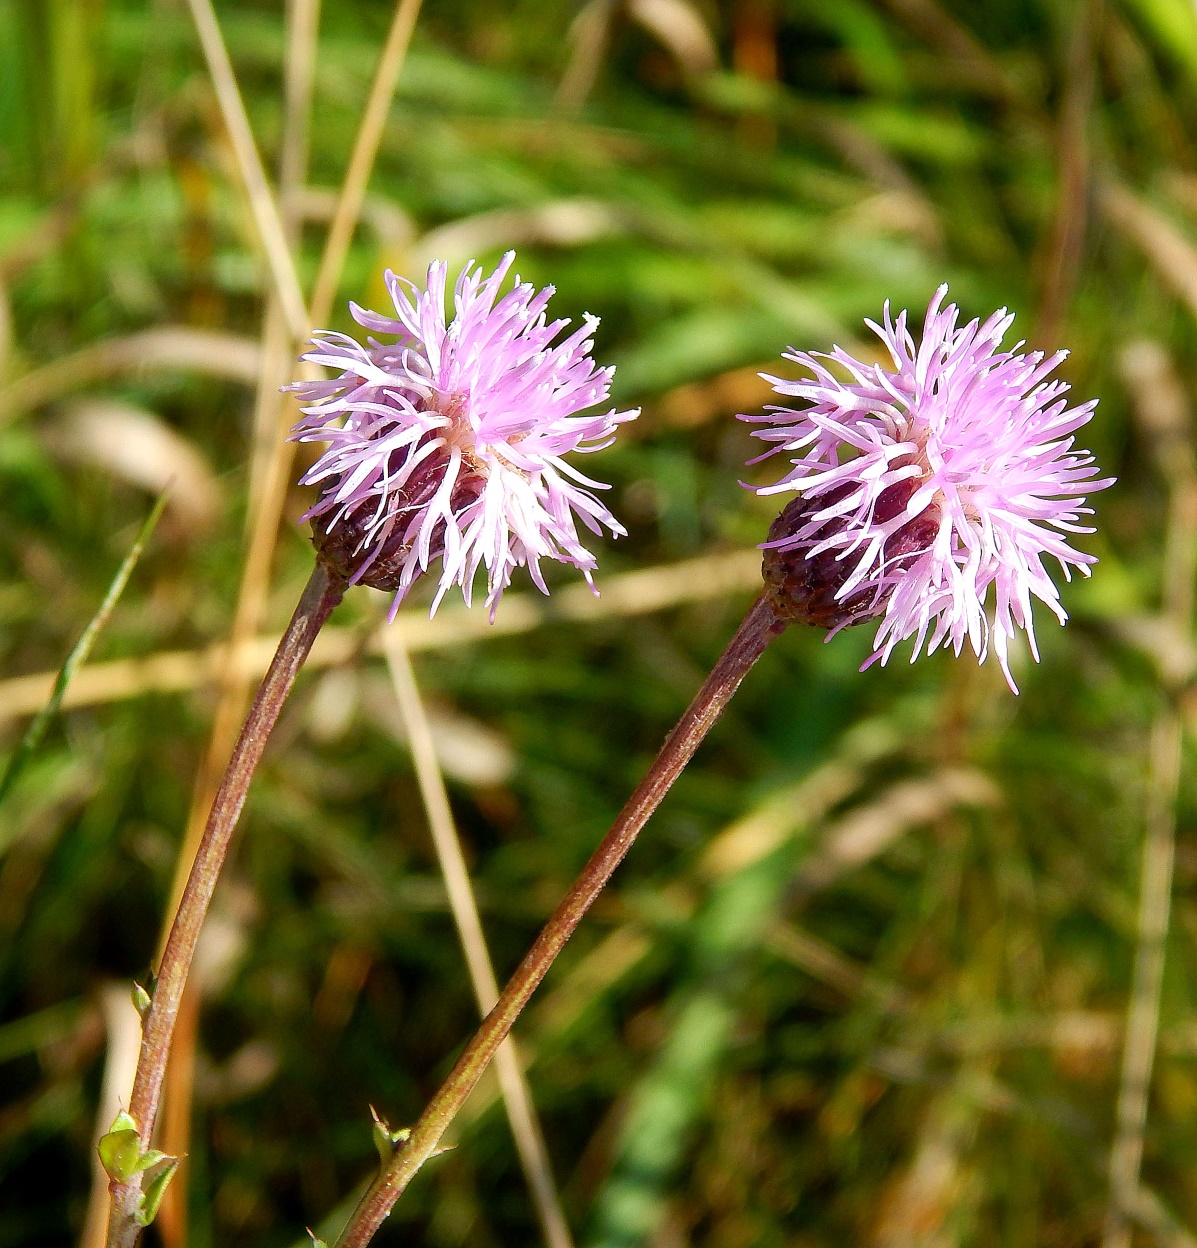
[290,252,637,614]
[745,287,1112,691]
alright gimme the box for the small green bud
[98,1112,143,1183]
[98,1108,177,1199]
[307,1232,329,1248]
[369,1105,410,1163]
[136,1155,180,1227]
[99,1130,143,1183]
[131,982,152,1018]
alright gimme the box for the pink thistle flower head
[289,252,637,616]
[744,286,1113,692]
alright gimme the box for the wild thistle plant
[103,254,636,1247]
[106,276,1109,1248]
[329,289,1112,1246]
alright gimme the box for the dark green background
[0,0,1184,1244]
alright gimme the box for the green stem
[334,593,780,1248]
[107,562,344,1248]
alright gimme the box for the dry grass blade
[157,8,322,1239]
[0,328,261,427]
[248,0,323,526]
[0,495,166,809]
[168,0,407,981]
[524,926,653,1042]
[555,0,617,111]
[412,199,622,272]
[790,768,1001,904]
[279,0,323,221]
[0,551,763,723]
[876,0,1017,103]
[80,987,142,1248]
[1102,182,1197,324]
[0,274,11,381]
[1129,1185,1197,1248]
[307,0,424,327]
[1103,342,1197,1248]
[245,310,297,533]
[695,720,900,881]
[223,0,425,794]
[768,923,911,1014]
[156,899,255,1248]
[383,626,574,1248]
[177,0,324,931]
[871,1070,987,1248]
[184,0,308,338]
[219,0,426,778]
[46,400,221,533]
[626,0,718,76]
[458,720,902,1138]
[1036,0,1099,342]
[155,331,295,1237]
[293,185,416,252]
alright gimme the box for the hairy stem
[382,627,573,1248]
[334,594,779,1248]
[106,563,344,1248]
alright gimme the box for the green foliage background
[0,0,1188,1244]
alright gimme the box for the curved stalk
[106,564,344,1248]
[334,593,779,1247]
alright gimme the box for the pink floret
[744,286,1113,691]
[289,252,637,616]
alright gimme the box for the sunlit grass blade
[0,492,167,810]
[1103,342,1197,1248]
[382,623,574,1248]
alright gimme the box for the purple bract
[745,286,1112,691]
[290,252,637,615]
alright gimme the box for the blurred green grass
[0,0,1190,1245]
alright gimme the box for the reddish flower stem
[107,563,344,1248]
[334,593,780,1248]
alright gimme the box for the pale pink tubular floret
[745,286,1113,692]
[289,252,637,616]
